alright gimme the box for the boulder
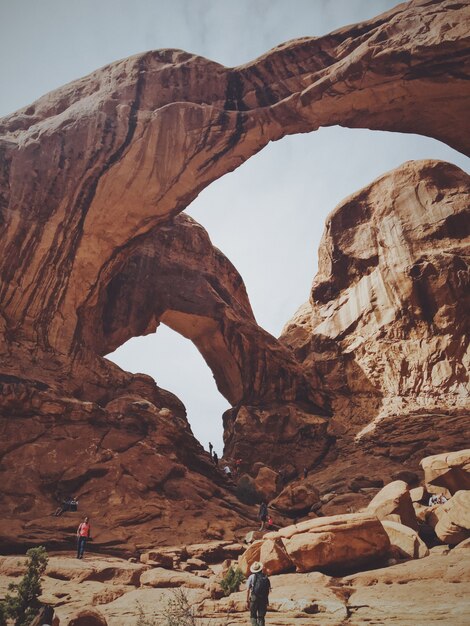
[421,450,470,496]
[434,491,470,545]
[140,567,207,589]
[245,530,264,544]
[259,539,294,575]
[67,609,107,626]
[139,550,174,569]
[409,487,426,503]
[282,514,390,573]
[253,466,281,501]
[367,481,418,530]
[271,482,320,517]
[382,520,429,560]
[238,541,262,577]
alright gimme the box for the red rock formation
[280,160,470,481]
[0,0,469,550]
[0,0,468,372]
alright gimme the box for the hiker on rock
[54,494,77,516]
[209,442,213,457]
[258,501,268,531]
[246,561,271,626]
[76,516,91,559]
[213,451,219,466]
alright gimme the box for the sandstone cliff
[0,0,469,550]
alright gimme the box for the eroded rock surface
[280,160,470,478]
[0,0,469,551]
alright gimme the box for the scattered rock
[421,450,470,496]
[382,520,429,560]
[368,481,418,530]
[271,482,320,517]
[433,490,470,545]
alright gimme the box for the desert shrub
[0,603,7,626]
[163,588,198,626]
[220,566,245,597]
[135,602,158,626]
[1,546,48,626]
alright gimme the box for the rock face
[0,0,469,550]
[280,160,470,476]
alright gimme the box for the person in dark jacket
[258,501,268,531]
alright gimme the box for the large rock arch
[0,0,468,367]
[0,0,469,550]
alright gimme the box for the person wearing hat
[246,561,271,626]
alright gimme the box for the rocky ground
[1,543,469,625]
[1,449,469,625]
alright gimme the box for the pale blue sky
[1,1,469,454]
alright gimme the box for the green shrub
[1,546,48,626]
[220,566,245,597]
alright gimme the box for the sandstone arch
[80,213,326,410]
[0,0,469,550]
[0,0,468,369]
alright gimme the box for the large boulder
[282,514,390,573]
[259,539,294,575]
[241,513,390,576]
[253,466,282,502]
[367,481,418,530]
[238,541,262,577]
[433,491,470,545]
[382,520,429,560]
[270,481,320,517]
[421,450,470,496]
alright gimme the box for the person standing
[258,501,268,531]
[246,561,271,626]
[76,516,91,559]
[208,442,213,457]
[213,451,219,466]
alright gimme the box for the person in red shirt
[76,516,91,559]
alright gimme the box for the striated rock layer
[277,160,470,484]
[0,0,469,549]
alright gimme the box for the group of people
[428,493,448,506]
[208,442,242,480]
[53,495,78,516]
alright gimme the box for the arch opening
[104,127,469,461]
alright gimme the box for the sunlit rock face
[80,213,326,411]
[0,0,469,550]
[281,160,470,467]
